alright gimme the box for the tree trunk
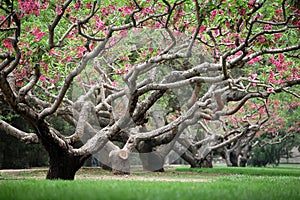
[229,152,238,167]
[46,148,89,180]
[109,149,130,175]
[140,152,164,172]
[192,155,213,168]
[137,141,164,172]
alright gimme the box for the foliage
[0,105,48,169]
[248,131,300,167]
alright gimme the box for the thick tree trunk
[137,141,164,172]
[46,148,89,180]
[33,122,90,180]
[140,152,165,172]
[109,149,130,175]
[229,152,238,167]
[192,155,213,168]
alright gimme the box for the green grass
[0,176,299,200]
[175,166,300,177]
[1,166,300,200]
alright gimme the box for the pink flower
[257,35,267,44]
[3,39,12,48]
[264,24,272,30]
[21,67,27,75]
[239,8,246,16]
[32,28,46,42]
[101,8,109,17]
[273,33,283,41]
[86,3,93,9]
[249,0,255,6]
[225,21,231,29]
[248,56,262,65]
[95,20,106,31]
[143,7,154,14]
[49,49,61,56]
[269,56,276,64]
[199,25,206,33]
[211,9,218,19]
[18,0,41,16]
[112,81,118,87]
[39,75,46,82]
[74,2,82,10]
[275,9,283,15]
[65,56,72,62]
[278,53,284,63]
[267,87,274,93]
[56,6,62,15]
[249,73,258,80]
[287,126,295,132]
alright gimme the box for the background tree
[0,0,299,179]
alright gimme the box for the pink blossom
[101,8,109,17]
[213,29,219,36]
[39,75,46,82]
[248,0,255,6]
[74,2,82,10]
[239,8,246,16]
[18,0,41,16]
[273,33,283,41]
[249,73,258,80]
[275,61,282,71]
[248,56,262,65]
[225,21,231,29]
[257,35,267,44]
[199,25,206,33]
[95,19,106,31]
[268,70,276,83]
[32,28,46,42]
[86,3,93,9]
[3,39,12,48]
[122,7,133,16]
[211,9,218,19]
[148,47,154,54]
[112,81,118,87]
[21,67,27,75]
[264,24,272,30]
[143,7,154,14]
[278,53,284,63]
[16,81,23,87]
[108,5,116,13]
[49,49,61,56]
[154,22,163,29]
[267,87,274,93]
[65,56,72,62]
[269,56,276,64]
[67,32,75,38]
[55,6,62,15]
[287,126,295,132]
[125,63,131,68]
[275,9,283,15]
[76,46,87,58]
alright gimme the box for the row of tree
[0,0,299,179]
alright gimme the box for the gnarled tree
[0,0,299,179]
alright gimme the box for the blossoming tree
[0,0,299,179]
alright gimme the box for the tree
[0,0,299,179]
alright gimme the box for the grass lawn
[0,166,300,200]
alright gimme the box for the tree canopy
[0,0,299,179]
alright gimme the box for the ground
[0,166,211,182]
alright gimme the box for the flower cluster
[18,0,45,16]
